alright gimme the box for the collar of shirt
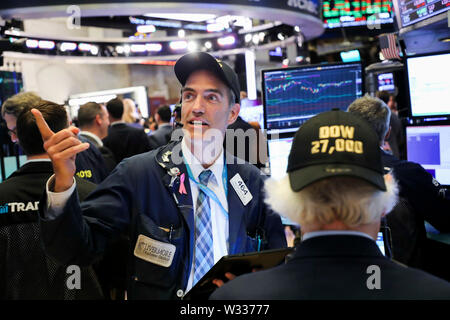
[110,121,126,127]
[302,230,374,242]
[80,131,103,147]
[25,158,52,164]
[158,123,172,128]
[181,137,224,186]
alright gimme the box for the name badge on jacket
[230,173,253,206]
[134,234,176,268]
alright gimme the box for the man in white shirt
[32,52,286,300]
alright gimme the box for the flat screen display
[397,0,450,28]
[406,125,450,186]
[406,52,450,117]
[323,0,394,28]
[268,137,294,180]
[262,62,363,134]
[377,72,395,92]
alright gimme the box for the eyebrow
[182,87,224,97]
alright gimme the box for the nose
[191,95,205,115]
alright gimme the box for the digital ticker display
[262,63,363,134]
[399,0,450,28]
[323,0,394,28]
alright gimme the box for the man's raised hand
[31,108,90,192]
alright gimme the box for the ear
[95,114,102,125]
[227,103,240,125]
[385,126,392,141]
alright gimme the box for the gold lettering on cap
[319,125,354,139]
[319,126,330,139]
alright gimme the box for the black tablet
[183,247,294,300]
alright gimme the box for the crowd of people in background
[0,51,450,301]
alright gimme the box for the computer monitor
[340,50,361,63]
[377,72,395,92]
[406,52,450,117]
[406,125,450,186]
[239,98,264,130]
[267,137,294,180]
[394,0,450,29]
[262,62,363,135]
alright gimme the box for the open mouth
[188,120,209,126]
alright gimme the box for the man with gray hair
[211,110,450,299]
[1,92,41,144]
[348,95,450,273]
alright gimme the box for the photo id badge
[134,234,176,268]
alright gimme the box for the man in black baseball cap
[174,51,241,104]
[211,109,450,300]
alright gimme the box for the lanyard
[183,155,228,219]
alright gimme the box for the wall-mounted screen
[397,0,450,28]
[323,0,394,28]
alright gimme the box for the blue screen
[262,63,363,134]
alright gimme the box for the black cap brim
[288,164,387,192]
[174,52,240,103]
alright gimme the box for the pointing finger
[31,108,54,141]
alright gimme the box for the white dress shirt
[181,138,229,292]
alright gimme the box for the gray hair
[347,94,391,144]
[264,174,398,228]
[1,91,42,118]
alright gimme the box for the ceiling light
[207,23,225,32]
[245,34,252,43]
[294,26,300,32]
[217,35,235,47]
[170,40,188,50]
[137,25,156,33]
[131,44,147,53]
[25,39,38,48]
[204,41,212,49]
[187,41,198,52]
[277,33,285,41]
[38,40,55,50]
[144,13,216,22]
[252,34,259,45]
[146,43,163,52]
[178,29,186,38]
[90,45,99,55]
[60,42,77,52]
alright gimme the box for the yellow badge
[134,234,176,268]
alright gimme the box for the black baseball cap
[287,110,386,192]
[174,52,241,104]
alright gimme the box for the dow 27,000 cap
[287,109,386,192]
[174,52,240,104]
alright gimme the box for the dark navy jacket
[382,151,450,269]
[211,235,450,300]
[38,140,286,300]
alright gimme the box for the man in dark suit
[148,105,173,149]
[0,101,103,299]
[211,110,450,300]
[32,52,286,300]
[103,98,151,163]
[77,102,117,174]
[348,95,450,275]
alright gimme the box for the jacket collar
[8,161,53,179]
[292,234,384,260]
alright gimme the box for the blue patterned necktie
[193,169,215,285]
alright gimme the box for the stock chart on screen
[262,63,363,134]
